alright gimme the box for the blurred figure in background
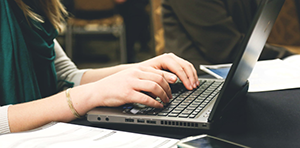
[162,0,293,75]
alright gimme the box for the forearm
[80,63,137,85]
[54,39,136,86]
[8,84,95,133]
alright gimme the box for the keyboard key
[178,114,189,118]
[171,110,181,114]
[189,114,196,118]
[157,112,168,116]
[152,79,222,118]
[168,113,178,117]
[160,108,174,113]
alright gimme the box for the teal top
[0,0,58,105]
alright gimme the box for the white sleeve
[0,105,10,134]
[54,39,90,89]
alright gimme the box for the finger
[129,91,164,108]
[159,53,195,90]
[171,54,199,87]
[139,66,178,84]
[133,78,170,103]
[137,67,173,100]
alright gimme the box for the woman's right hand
[88,66,173,109]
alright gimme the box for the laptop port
[137,119,145,123]
[125,118,134,122]
[146,120,156,124]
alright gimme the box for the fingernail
[159,104,164,108]
[165,97,169,103]
[193,84,197,88]
[197,81,200,86]
[170,75,177,82]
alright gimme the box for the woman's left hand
[138,53,199,90]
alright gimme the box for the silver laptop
[87,0,285,130]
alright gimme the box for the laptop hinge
[208,80,249,123]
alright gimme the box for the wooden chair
[65,0,127,63]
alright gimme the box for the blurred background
[57,0,300,70]
[57,0,156,69]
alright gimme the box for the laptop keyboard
[122,80,223,118]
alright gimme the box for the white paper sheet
[0,122,179,148]
[248,58,300,92]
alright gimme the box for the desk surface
[71,88,300,148]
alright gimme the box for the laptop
[87,0,285,130]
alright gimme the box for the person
[0,0,199,134]
[162,0,293,75]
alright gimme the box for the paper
[200,55,300,92]
[0,122,179,148]
[248,58,300,92]
[283,54,300,64]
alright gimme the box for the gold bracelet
[65,88,82,118]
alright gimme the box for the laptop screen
[209,0,285,122]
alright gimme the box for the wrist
[68,84,97,116]
[116,63,137,71]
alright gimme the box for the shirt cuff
[69,69,90,87]
[0,105,11,134]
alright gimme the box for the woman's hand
[139,53,199,90]
[89,53,199,108]
[91,66,172,108]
